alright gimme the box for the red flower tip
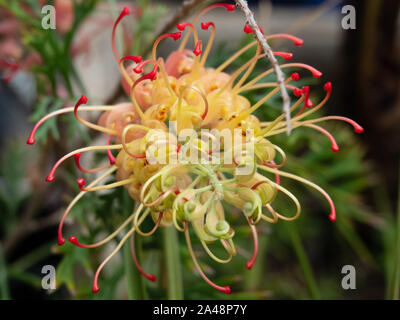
[331,145,340,152]
[193,40,202,56]
[27,136,35,145]
[58,236,65,246]
[274,52,293,61]
[243,25,252,34]
[133,64,144,74]
[294,38,304,46]
[121,55,142,64]
[243,25,263,34]
[77,178,86,190]
[108,154,116,164]
[313,70,323,78]
[69,236,78,244]
[329,214,336,222]
[245,261,254,270]
[79,95,88,104]
[122,7,130,16]
[160,32,182,41]
[355,125,364,134]
[92,283,100,293]
[221,4,235,11]
[201,22,214,30]
[74,153,82,161]
[106,136,116,164]
[146,274,157,282]
[324,81,332,93]
[302,86,313,108]
[176,23,189,31]
[293,88,302,97]
[74,95,88,117]
[170,32,182,41]
[69,236,92,248]
[46,175,55,182]
[291,73,300,81]
[147,66,158,81]
[221,286,231,294]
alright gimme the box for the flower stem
[287,223,320,299]
[162,226,184,299]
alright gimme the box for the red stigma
[309,67,322,78]
[169,32,182,41]
[121,56,142,64]
[106,135,116,164]
[274,52,293,61]
[221,286,231,294]
[144,65,158,81]
[176,22,190,31]
[121,7,130,16]
[74,153,84,171]
[243,25,264,34]
[133,61,158,81]
[92,282,100,293]
[355,125,364,133]
[324,81,332,93]
[302,86,313,108]
[58,235,65,246]
[156,32,182,44]
[74,95,88,118]
[112,7,131,61]
[77,178,86,191]
[293,88,302,97]
[201,22,215,30]
[292,63,322,78]
[267,34,304,46]
[219,3,235,11]
[27,135,35,145]
[69,236,90,248]
[291,73,300,81]
[331,145,340,152]
[243,25,252,34]
[69,236,81,247]
[293,38,304,46]
[246,221,259,270]
[193,40,202,56]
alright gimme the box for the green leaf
[56,242,91,291]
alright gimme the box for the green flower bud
[255,138,276,163]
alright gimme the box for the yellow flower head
[27,3,364,294]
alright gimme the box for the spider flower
[27,3,364,294]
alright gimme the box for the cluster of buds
[27,3,364,294]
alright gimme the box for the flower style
[27,3,364,294]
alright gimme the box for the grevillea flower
[27,3,364,294]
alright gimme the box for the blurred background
[0,0,399,300]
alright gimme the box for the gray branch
[235,0,292,134]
